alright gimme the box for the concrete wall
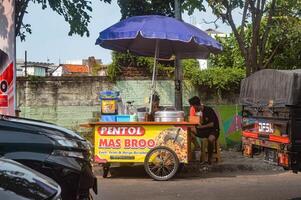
[17,76,242,148]
[17,76,197,131]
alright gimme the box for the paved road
[94,168,301,200]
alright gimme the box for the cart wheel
[102,163,110,178]
[144,146,179,181]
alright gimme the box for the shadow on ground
[93,151,285,180]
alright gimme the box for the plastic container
[137,112,147,122]
[116,115,131,122]
[99,90,120,99]
[130,114,138,122]
[99,90,120,115]
[101,115,116,122]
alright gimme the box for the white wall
[52,66,63,76]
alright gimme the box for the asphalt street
[94,168,301,200]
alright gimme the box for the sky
[16,1,240,65]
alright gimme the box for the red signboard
[0,0,15,115]
[98,126,146,136]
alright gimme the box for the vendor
[147,93,162,121]
[152,93,161,112]
[188,96,220,165]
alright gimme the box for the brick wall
[120,67,171,78]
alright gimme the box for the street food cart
[81,121,198,180]
[85,15,222,180]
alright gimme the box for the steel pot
[154,111,184,122]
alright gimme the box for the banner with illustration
[94,125,188,163]
[0,0,15,115]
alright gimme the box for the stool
[200,138,221,163]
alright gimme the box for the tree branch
[259,0,276,67]
[240,0,249,42]
[227,14,247,59]
[263,40,282,69]
[201,17,220,29]
[260,0,266,13]
[15,0,31,37]
[249,0,256,22]
[248,0,265,70]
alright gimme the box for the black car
[0,158,61,200]
[0,115,97,200]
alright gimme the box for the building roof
[62,64,89,73]
[18,61,54,69]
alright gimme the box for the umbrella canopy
[96,15,222,59]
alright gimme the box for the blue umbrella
[96,15,222,112]
[96,15,222,59]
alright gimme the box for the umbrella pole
[149,40,159,114]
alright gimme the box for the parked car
[0,158,61,200]
[0,115,97,200]
[240,69,301,173]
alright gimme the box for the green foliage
[209,34,245,68]
[181,0,206,15]
[107,53,122,81]
[183,59,245,101]
[185,67,245,92]
[16,0,111,40]
[265,16,301,69]
[101,0,205,19]
[210,16,301,70]
[107,52,175,81]
[182,59,200,75]
[91,64,102,76]
[118,0,170,19]
[206,0,301,75]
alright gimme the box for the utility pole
[24,50,27,77]
[174,0,183,111]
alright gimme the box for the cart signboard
[94,125,189,163]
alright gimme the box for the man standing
[189,96,220,164]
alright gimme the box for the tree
[207,0,301,76]
[15,0,111,41]
[209,9,301,70]
[102,0,206,19]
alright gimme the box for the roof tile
[62,64,89,73]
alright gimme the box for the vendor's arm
[197,122,214,129]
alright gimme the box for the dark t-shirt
[202,106,220,131]
[196,106,220,138]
